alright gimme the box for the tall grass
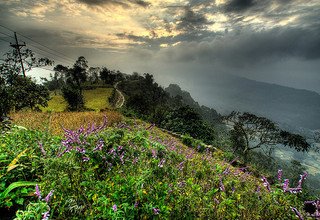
[11,111,123,135]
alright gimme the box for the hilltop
[1,56,318,219]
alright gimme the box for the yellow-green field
[11,111,123,135]
[84,88,113,110]
[41,88,114,112]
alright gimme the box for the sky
[0,0,319,94]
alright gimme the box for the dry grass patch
[11,111,123,135]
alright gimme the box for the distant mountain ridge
[165,84,220,125]
[196,74,320,130]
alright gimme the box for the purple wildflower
[283,179,290,192]
[153,208,160,215]
[35,184,41,199]
[178,161,184,171]
[109,148,116,156]
[152,149,157,158]
[112,204,117,212]
[256,186,261,193]
[82,157,90,162]
[292,207,304,220]
[158,158,166,168]
[120,152,125,164]
[219,178,225,192]
[229,157,239,165]
[222,167,230,175]
[186,150,195,159]
[76,147,86,154]
[261,176,271,192]
[178,181,186,188]
[289,187,302,194]
[58,117,107,157]
[297,171,308,188]
[44,190,54,203]
[93,139,104,151]
[238,167,248,172]
[107,162,113,171]
[233,170,240,175]
[277,169,283,182]
[118,145,123,151]
[38,142,46,156]
[134,201,139,208]
[169,144,176,151]
[42,211,50,220]
[132,157,138,164]
[214,198,220,204]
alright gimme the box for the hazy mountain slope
[196,74,320,130]
[165,84,220,125]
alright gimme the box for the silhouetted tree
[88,67,100,84]
[225,112,310,159]
[100,67,116,85]
[42,71,65,92]
[71,56,88,91]
[62,85,85,111]
[0,48,52,116]
[54,56,88,111]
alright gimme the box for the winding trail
[114,82,125,108]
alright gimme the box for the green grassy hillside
[0,116,310,219]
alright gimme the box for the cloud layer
[0,0,319,93]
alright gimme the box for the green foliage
[119,73,218,145]
[0,129,60,213]
[0,116,12,133]
[0,121,312,219]
[42,72,65,91]
[1,181,37,199]
[108,88,118,108]
[120,73,169,117]
[15,201,49,220]
[225,111,310,158]
[0,83,13,117]
[99,68,124,85]
[161,106,216,143]
[0,48,52,116]
[62,85,85,111]
[11,77,50,111]
[54,56,90,111]
[165,84,221,125]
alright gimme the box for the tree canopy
[225,111,310,158]
[0,48,52,117]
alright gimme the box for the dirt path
[114,82,125,108]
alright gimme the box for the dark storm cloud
[158,27,320,66]
[177,7,213,32]
[77,0,150,7]
[224,0,256,12]
[0,4,13,23]
[222,0,301,24]
[116,29,219,49]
